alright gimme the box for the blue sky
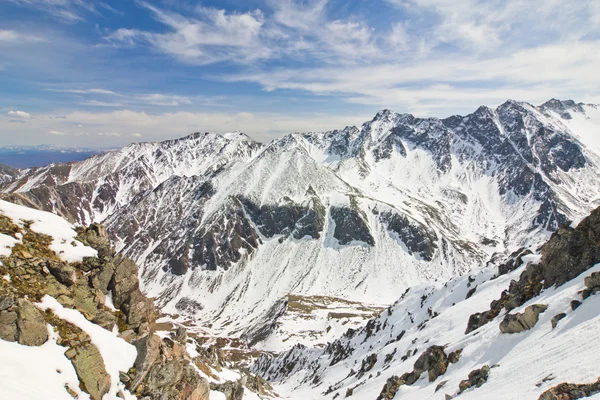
[1,0,599,147]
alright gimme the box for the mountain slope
[252,205,600,400]
[2,99,600,350]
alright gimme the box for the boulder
[551,313,567,329]
[16,298,49,346]
[539,377,600,400]
[0,310,18,342]
[413,345,449,382]
[46,261,78,286]
[66,344,111,400]
[584,272,600,290]
[458,365,490,394]
[0,295,13,311]
[499,304,547,334]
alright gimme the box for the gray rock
[0,296,13,311]
[499,304,547,334]
[551,313,567,329]
[584,272,600,290]
[47,261,78,286]
[0,310,18,342]
[16,299,49,346]
[66,344,111,400]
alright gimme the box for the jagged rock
[66,344,111,400]
[16,298,49,346]
[146,359,185,390]
[211,380,244,400]
[357,353,377,378]
[174,326,187,344]
[448,349,462,364]
[377,375,406,400]
[376,345,451,400]
[467,207,600,334]
[89,261,115,294]
[413,345,450,382]
[131,334,162,389]
[330,205,375,246]
[0,310,18,342]
[571,300,582,311]
[71,285,101,321]
[46,261,78,286]
[458,365,490,394]
[539,376,600,399]
[0,295,14,311]
[584,272,600,290]
[499,304,547,334]
[551,313,567,329]
[77,224,112,259]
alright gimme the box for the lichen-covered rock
[458,365,490,394]
[467,206,600,334]
[0,310,18,342]
[539,376,600,400]
[413,345,450,382]
[16,298,48,346]
[66,344,111,400]
[584,272,600,290]
[499,304,547,334]
[46,261,78,286]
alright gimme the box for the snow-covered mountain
[250,203,600,400]
[2,99,600,350]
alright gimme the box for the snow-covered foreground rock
[2,98,600,349]
[0,201,274,400]
[252,206,600,399]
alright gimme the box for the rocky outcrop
[499,304,547,334]
[330,204,374,246]
[467,206,600,334]
[457,365,490,395]
[539,377,600,400]
[66,344,112,400]
[377,345,460,399]
[0,297,48,346]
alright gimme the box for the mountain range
[2,98,600,351]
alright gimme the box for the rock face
[458,365,490,394]
[15,298,49,346]
[467,206,600,334]
[0,297,48,346]
[539,377,600,400]
[376,345,457,399]
[4,100,600,347]
[499,304,548,334]
[66,344,112,400]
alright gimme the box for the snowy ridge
[251,208,600,399]
[2,99,600,350]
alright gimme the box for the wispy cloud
[47,88,198,107]
[7,110,32,119]
[0,29,46,44]
[6,0,117,23]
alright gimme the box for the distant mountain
[2,99,600,350]
[0,145,106,168]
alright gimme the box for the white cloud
[7,0,116,23]
[49,87,195,107]
[0,109,370,146]
[7,110,32,119]
[48,130,65,135]
[106,3,269,65]
[0,29,45,45]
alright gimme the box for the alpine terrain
[1,98,600,400]
[2,99,600,356]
